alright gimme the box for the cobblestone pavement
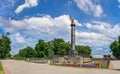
[1,60,120,74]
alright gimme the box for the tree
[19,47,36,58]
[110,36,120,59]
[57,42,71,56]
[76,45,91,55]
[47,42,54,59]
[19,49,26,58]
[25,47,36,58]
[47,48,54,59]
[0,36,2,45]
[84,46,92,55]
[52,38,65,55]
[57,42,67,55]
[17,38,92,59]
[0,35,11,59]
[34,39,48,58]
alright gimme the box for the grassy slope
[0,61,4,74]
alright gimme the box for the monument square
[51,16,91,65]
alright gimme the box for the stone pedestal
[69,50,78,55]
[50,55,92,65]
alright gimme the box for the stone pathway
[110,60,120,70]
[1,60,120,74]
[1,60,11,74]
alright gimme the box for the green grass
[13,57,27,61]
[0,61,4,74]
[100,61,109,68]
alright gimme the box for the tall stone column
[71,23,75,51]
[69,16,77,55]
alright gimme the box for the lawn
[0,61,4,74]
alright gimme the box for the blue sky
[0,0,120,55]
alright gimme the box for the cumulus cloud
[15,0,38,14]
[10,32,37,53]
[11,32,26,44]
[75,31,113,48]
[118,0,120,8]
[0,14,120,54]
[74,0,103,17]
[0,15,82,53]
[86,23,92,28]
[85,21,120,39]
[76,32,105,40]
[1,15,82,34]
[80,21,120,52]
[94,5,103,17]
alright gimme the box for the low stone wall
[50,55,92,65]
[29,58,48,63]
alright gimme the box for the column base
[69,50,78,56]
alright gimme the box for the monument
[50,16,91,65]
[69,16,78,55]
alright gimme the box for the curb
[2,61,11,74]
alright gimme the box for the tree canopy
[19,47,36,58]
[52,38,70,55]
[110,36,120,59]
[76,45,91,55]
[0,35,11,59]
[18,38,92,59]
[34,39,48,58]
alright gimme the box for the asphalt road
[1,60,120,74]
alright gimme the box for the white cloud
[74,21,120,54]
[1,15,81,34]
[118,0,120,3]
[10,32,37,53]
[0,17,28,32]
[11,32,26,44]
[86,23,92,28]
[85,21,120,39]
[76,32,102,40]
[118,0,120,8]
[1,14,120,54]
[94,5,103,17]
[0,15,82,53]
[74,0,103,17]
[15,0,38,14]
[97,48,103,50]
[75,31,113,47]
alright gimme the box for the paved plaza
[1,60,120,74]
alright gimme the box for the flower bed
[82,64,99,67]
[95,63,100,67]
